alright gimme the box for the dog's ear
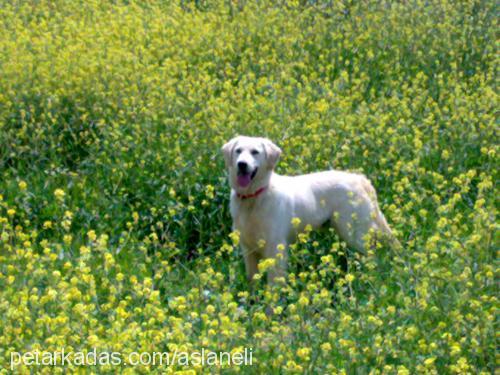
[262,139,282,170]
[221,137,239,168]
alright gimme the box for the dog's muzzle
[236,163,258,188]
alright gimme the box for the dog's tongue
[237,174,252,187]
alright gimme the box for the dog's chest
[231,200,272,248]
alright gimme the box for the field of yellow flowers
[0,0,497,373]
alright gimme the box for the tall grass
[0,0,497,373]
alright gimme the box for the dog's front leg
[241,244,260,285]
[264,241,288,286]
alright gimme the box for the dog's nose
[237,161,248,172]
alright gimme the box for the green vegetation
[0,0,497,373]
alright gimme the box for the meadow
[0,0,497,373]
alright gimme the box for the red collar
[236,186,268,200]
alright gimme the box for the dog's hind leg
[360,178,401,250]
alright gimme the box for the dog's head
[221,136,281,192]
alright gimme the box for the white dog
[222,136,397,285]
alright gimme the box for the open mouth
[237,168,258,188]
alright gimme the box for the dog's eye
[251,149,259,155]
[235,148,242,154]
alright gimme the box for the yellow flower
[54,188,65,200]
[273,306,283,315]
[450,343,461,356]
[229,230,240,246]
[321,342,332,352]
[80,246,90,256]
[298,295,309,307]
[258,258,276,273]
[424,357,436,367]
[63,234,72,245]
[296,347,311,360]
[18,180,27,190]
[87,230,97,241]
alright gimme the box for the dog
[222,135,398,285]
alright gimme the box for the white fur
[222,136,396,285]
